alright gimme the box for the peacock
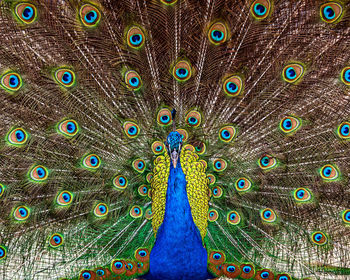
[1,0,350,279]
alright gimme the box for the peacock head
[165,131,183,168]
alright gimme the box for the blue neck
[147,159,210,280]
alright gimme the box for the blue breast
[146,159,211,280]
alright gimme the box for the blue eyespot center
[99,205,106,213]
[324,6,335,19]
[243,266,251,273]
[53,236,61,243]
[119,177,126,185]
[283,119,292,129]
[345,212,350,221]
[139,250,147,257]
[210,212,214,217]
[90,156,98,166]
[115,262,123,269]
[261,271,269,278]
[227,265,235,272]
[85,11,97,23]
[37,167,45,178]
[131,34,142,45]
[286,67,296,79]
[9,75,19,87]
[264,211,271,218]
[213,253,221,260]
[221,129,230,139]
[211,30,224,41]
[134,208,140,214]
[67,122,76,133]
[279,276,288,280]
[62,72,72,84]
[323,167,332,177]
[19,208,27,216]
[143,187,147,193]
[297,190,304,198]
[22,6,34,20]
[341,124,350,136]
[261,156,269,166]
[176,68,188,78]
[254,4,266,15]
[130,77,139,86]
[16,130,24,141]
[226,82,238,93]
[156,145,162,151]
[128,126,137,135]
[230,213,236,220]
[96,269,104,276]
[315,233,322,241]
[0,248,4,257]
[344,69,350,82]
[82,272,91,279]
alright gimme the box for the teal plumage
[1,0,350,279]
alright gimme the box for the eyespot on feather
[56,191,73,206]
[123,121,140,138]
[227,210,241,225]
[320,2,343,23]
[213,158,227,172]
[54,68,76,88]
[279,116,301,134]
[260,208,277,223]
[94,203,108,218]
[240,264,255,279]
[282,63,304,83]
[48,233,64,248]
[337,121,350,139]
[311,231,328,245]
[1,72,23,92]
[6,127,29,146]
[185,110,201,127]
[15,3,37,24]
[13,205,30,221]
[111,260,126,274]
[0,245,7,260]
[82,154,101,170]
[79,4,101,27]
[157,108,172,126]
[113,175,128,190]
[340,67,350,86]
[172,60,192,82]
[208,209,219,222]
[250,0,271,20]
[209,251,226,265]
[208,22,228,45]
[258,154,277,170]
[219,125,236,142]
[127,26,145,49]
[223,75,243,97]
[29,165,49,182]
[57,119,79,137]
[125,70,142,90]
[223,263,240,278]
[235,177,252,192]
[256,269,274,280]
[130,205,143,218]
[319,164,339,181]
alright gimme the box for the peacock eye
[125,70,142,90]
[185,110,201,127]
[235,177,252,192]
[127,26,145,49]
[82,154,101,170]
[342,209,350,224]
[337,121,350,139]
[13,205,30,221]
[111,259,126,274]
[213,158,227,172]
[250,0,271,20]
[258,269,274,279]
[151,141,164,155]
[209,251,225,265]
[7,127,29,147]
[130,205,143,218]
[219,125,236,142]
[320,164,339,181]
[1,72,22,92]
[80,271,93,280]
[293,187,312,203]
[311,231,328,245]
[157,108,172,126]
[113,175,128,190]
[94,203,108,217]
[79,4,101,27]
[258,154,277,170]
[0,246,7,260]
[280,116,301,134]
[340,67,350,85]
[135,248,150,262]
[29,165,49,182]
[261,208,277,223]
[207,174,216,185]
[96,269,104,276]
[138,185,149,196]
[276,274,291,280]
[240,264,255,277]
[123,121,140,138]
[223,75,243,97]
[15,3,37,24]
[132,159,146,173]
[208,209,219,222]
[54,69,76,88]
[212,186,223,198]
[320,2,342,23]
[173,60,192,82]
[223,263,240,278]
[208,22,228,45]
[57,119,79,137]
[57,191,73,206]
[49,233,64,248]
[227,210,241,225]
[282,63,304,83]
[145,207,153,220]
